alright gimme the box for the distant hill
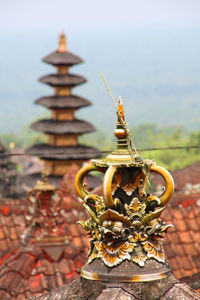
[0,28,200,135]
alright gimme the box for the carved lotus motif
[80,187,174,268]
[94,241,135,267]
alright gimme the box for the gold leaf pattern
[143,241,165,262]
[95,241,135,267]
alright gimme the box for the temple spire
[58,32,67,52]
[26,32,100,186]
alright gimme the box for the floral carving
[79,183,173,267]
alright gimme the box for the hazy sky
[1,0,200,34]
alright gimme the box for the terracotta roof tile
[46,275,57,291]
[0,240,8,252]
[181,256,196,270]
[76,252,87,267]
[82,235,90,249]
[39,273,48,291]
[188,218,200,232]
[55,272,64,287]
[194,232,200,243]
[169,257,181,271]
[172,218,188,232]
[174,243,186,257]
[163,203,200,289]
[166,230,181,244]
[74,259,82,273]
[66,259,76,278]
[164,244,175,259]
[173,269,183,279]
[41,259,54,275]
[0,180,88,299]
[0,290,10,300]
[29,274,44,293]
[193,256,200,268]
[10,227,18,240]
[171,208,183,220]
[69,223,81,237]
[179,231,193,243]
[187,209,196,220]
[197,217,200,229]
[181,269,196,278]
[64,211,76,224]
[64,245,77,259]
[59,258,69,274]
[0,228,5,240]
[73,237,83,248]
[182,243,198,257]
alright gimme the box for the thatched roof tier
[35,95,91,109]
[26,144,101,160]
[0,140,7,153]
[39,73,86,87]
[0,156,12,165]
[0,139,12,165]
[31,119,95,134]
[43,50,83,66]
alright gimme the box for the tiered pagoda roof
[0,139,19,198]
[42,47,83,66]
[35,95,91,109]
[39,73,86,87]
[0,139,12,167]
[27,144,101,161]
[26,33,100,184]
[30,119,95,135]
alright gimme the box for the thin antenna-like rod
[100,73,138,156]
[100,73,118,110]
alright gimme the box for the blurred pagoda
[0,139,19,198]
[0,170,89,299]
[26,33,100,187]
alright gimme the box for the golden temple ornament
[75,86,174,282]
[25,170,63,243]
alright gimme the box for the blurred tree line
[2,123,200,170]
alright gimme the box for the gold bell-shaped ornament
[75,97,174,282]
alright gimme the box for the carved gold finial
[75,87,174,282]
[118,96,125,121]
[25,172,63,243]
[34,169,55,191]
[58,32,67,52]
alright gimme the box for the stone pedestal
[81,258,171,282]
[36,271,200,300]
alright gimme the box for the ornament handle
[150,164,174,205]
[75,164,100,200]
[27,189,35,205]
[103,165,118,208]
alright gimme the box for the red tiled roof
[0,242,86,299]
[170,162,200,206]
[0,199,26,257]
[1,161,200,298]
[163,203,200,285]
[0,165,89,299]
[171,162,200,192]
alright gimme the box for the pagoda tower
[26,33,100,184]
[0,139,19,197]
